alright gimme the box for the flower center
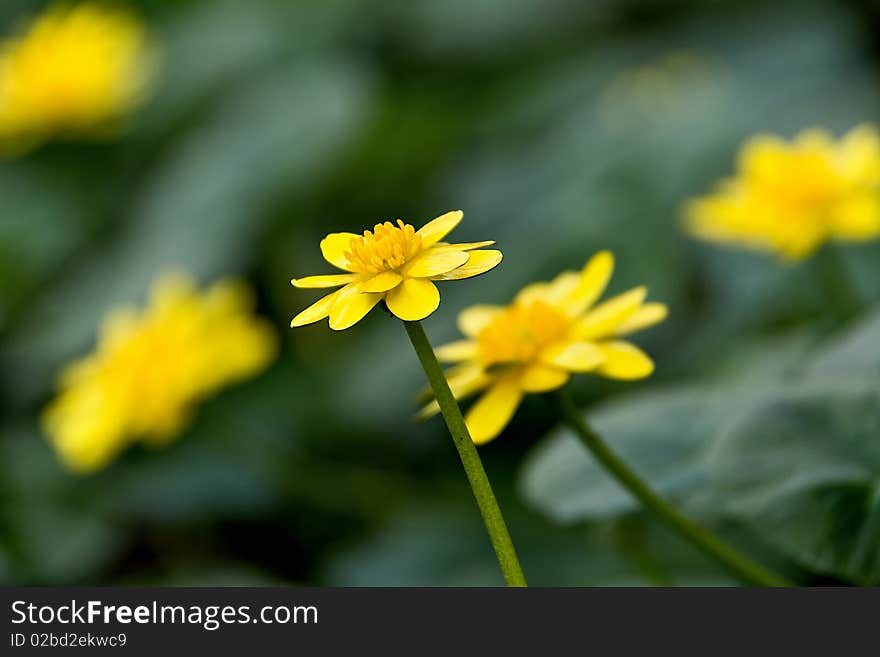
[752,150,842,215]
[344,220,422,274]
[477,300,571,367]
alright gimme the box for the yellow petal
[435,340,478,362]
[360,271,403,293]
[595,341,655,380]
[541,341,605,372]
[564,251,614,315]
[328,289,383,330]
[614,302,668,335]
[416,210,463,247]
[518,363,569,392]
[291,288,346,327]
[416,362,486,403]
[515,281,550,305]
[430,250,502,280]
[777,231,826,262]
[575,286,647,340]
[446,363,488,396]
[417,401,439,420]
[404,248,469,278]
[838,124,880,180]
[829,194,880,241]
[441,240,495,250]
[320,232,358,271]
[465,378,523,444]
[385,278,440,321]
[738,134,787,174]
[545,271,581,303]
[795,128,833,150]
[418,364,491,419]
[457,304,503,337]
[150,273,197,307]
[516,272,578,305]
[291,274,357,288]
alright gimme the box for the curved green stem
[403,320,527,587]
[553,390,791,587]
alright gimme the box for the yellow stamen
[477,301,570,366]
[343,220,422,274]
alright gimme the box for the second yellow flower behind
[424,251,667,444]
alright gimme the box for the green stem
[813,244,862,324]
[553,389,792,587]
[403,320,527,587]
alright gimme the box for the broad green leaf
[807,306,880,376]
[519,384,771,523]
[707,383,880,584]
[521,364,880,583]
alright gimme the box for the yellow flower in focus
[0,3,153,149]
[423,251,667,444]
[684,125,880,261]
[42,274,277,473]
[290,211,502,330]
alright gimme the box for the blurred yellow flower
[0,3,153,150]
[42,274,277,473]
[423,251,666,444]
[684,125,880,261]
[290,211,502,330]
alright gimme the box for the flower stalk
[553,389,792,587]
[404,320,527,587]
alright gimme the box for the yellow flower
[42,274,276,473]
[423,251,666,444]
[290,211,502,330]
[0,3,153,150]
[684,125,880,261]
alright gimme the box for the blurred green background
[2,0,880,586]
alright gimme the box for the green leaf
[519,385,770,523]
[707,383,880,584]
[521,302,880,584]
[520,373,880,584]
[808,307,880,376]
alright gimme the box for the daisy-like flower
[42,274,276,473]
[290,211,502,330]
[0,3,153,150]
[684,125,880,261]
[422,251,666,444]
